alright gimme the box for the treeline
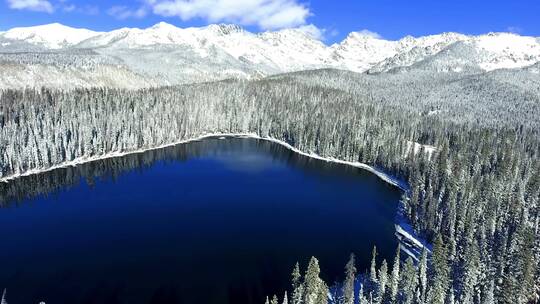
[271,243,483,304]
[0,69,539,303]
[0,136,336,205]
[0,50,120,69]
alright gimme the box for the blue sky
[1,0,539,43]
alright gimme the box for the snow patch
[405,141,437,160]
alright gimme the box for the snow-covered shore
[0,132,427,258]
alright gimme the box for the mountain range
[1,22,539,88]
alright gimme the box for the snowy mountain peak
[1,23,540,83]
[206,24,244,35]
[149,22,179,31]
[259,28,319,42]
[2,23,101,49]
[346,31,383,41]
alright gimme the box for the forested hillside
[0,69,539,303]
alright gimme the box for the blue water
[0,137,400,304]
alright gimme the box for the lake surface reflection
[0,137,400,304]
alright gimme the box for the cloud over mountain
[148,0,310,30]
[6,0,54,13]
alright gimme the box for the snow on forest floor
[0,132,429,260]
[406,140,437,160]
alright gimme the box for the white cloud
[506,26,522,34]
[295,24,340,41]
[148,0,310,30]
[107,5,147,19]
[296,24,324,40]
[6,0,54,13]
[62,3,75,12]
[82,5,99,15]
[357,29,382,39]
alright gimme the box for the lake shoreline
[0,132,428,258]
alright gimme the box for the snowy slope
[526,62,540,74]
[1,23,101,49]
[78,23,332,72]
[471,33,540,71]
[330,32,398,72]
[1,22,540,88]
[372,33,540,73]
[368,33,469,73]
[0,51,159,88]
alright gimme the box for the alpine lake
[0,136,402,304]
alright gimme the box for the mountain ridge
[0,22,539,88]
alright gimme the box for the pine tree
[358,284,366,304]
[481,280,494,304]
[418,248,428,304]
[291,262,304,304]
[377,260,388,303]
[370,246,378,285]
[1,289,6,304]
[271,295,279,304]
[316,281,328,304]
[390,246,400,303]
[304,257,324,304]
[343,253,356,304]
[517,227,536,304]
[282,292,289,304]
[399,257,417,304]
[459,239,481,304]
[430,234,449,304]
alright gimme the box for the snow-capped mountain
[329,32,398,72]
[76,22,332,72]
[370,33,540,73]
[0,22,539,88]
[469,33,540,71]
[1,23,101,49]
[368,33,469,73]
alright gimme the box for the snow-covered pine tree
[291,262,303,304]
[390,246,400,302]
[370,246,378,286]
[303,257,327,304]
[418,248,428,304]
[377,260,388,303]
[342,253,356,304]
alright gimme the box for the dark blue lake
[0,137,400,304]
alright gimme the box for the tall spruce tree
[390,246,401,303]
[370,246,378,285]
[304,257,326,304]
[377,260,388,303]
[282,292,288,304]
[291,262,304,304]
[430,234,449,304]
[343,253,356,304]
